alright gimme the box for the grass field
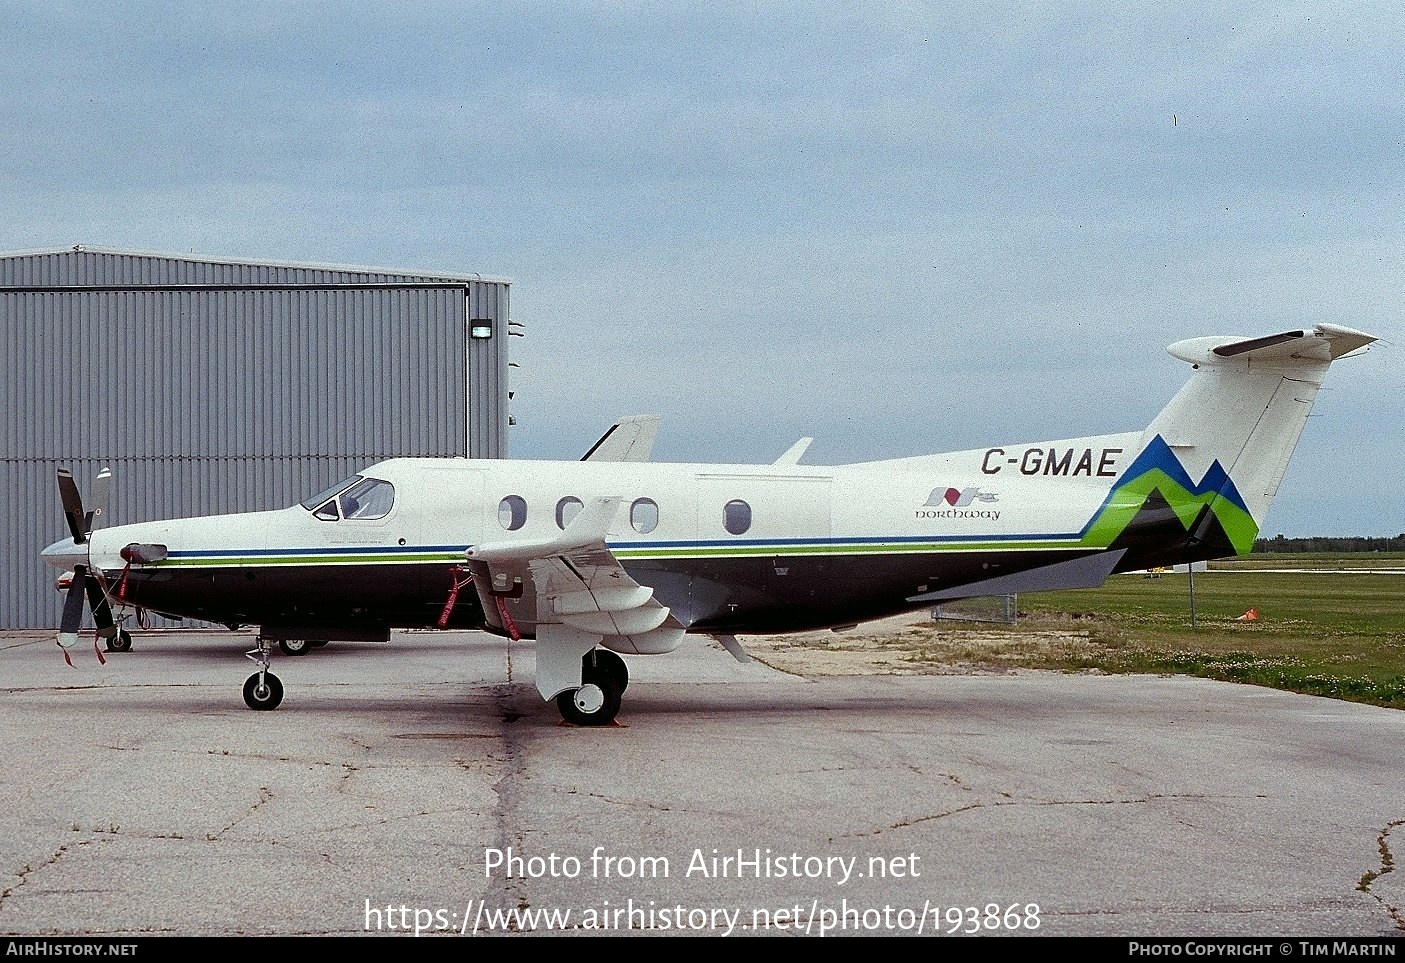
[913,555,1405,708]
[1215,551,1405,571]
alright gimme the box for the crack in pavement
[210,786,274,839]
[843,792,1225,838]
[1,843,73,906]
[485,680,536,930]
[1357,818,1405,931]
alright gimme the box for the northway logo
[923,487,998,508]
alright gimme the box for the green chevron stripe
[1078,468,1259,555]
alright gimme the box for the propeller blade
[85,571,118,640]
[86,467,112,534]
[59,563,87,648]
[57,468,87,544]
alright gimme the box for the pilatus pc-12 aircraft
[41,325,1376,726]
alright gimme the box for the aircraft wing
[465,495,685,698]
[580,415,661,462]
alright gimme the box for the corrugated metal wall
[1,248,510,628]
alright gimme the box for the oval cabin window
[498,495,527,531]
[630,497,659,534]
[723,499,751,536]
[556,496,583,530]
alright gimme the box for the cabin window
[556,496,583,529]
[339,477,395,520]
[630,497,659,534]
[498,495,527,531]
[723,499,751,535]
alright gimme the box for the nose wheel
[243,671,284,710]
[242,636,284,710]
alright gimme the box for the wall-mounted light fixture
[470,320,493,339]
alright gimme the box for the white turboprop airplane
[41,325,1376,726]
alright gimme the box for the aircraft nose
[41,538,87,571]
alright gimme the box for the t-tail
[1087,324,1377,572]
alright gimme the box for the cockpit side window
[339,477,395,520]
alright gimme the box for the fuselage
[41,427,1236,642]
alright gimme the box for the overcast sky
[2,2,1400,536]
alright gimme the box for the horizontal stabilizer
[907,549,1127,603]
[1168,324,1376,367]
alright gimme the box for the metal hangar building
[1,246,511,629]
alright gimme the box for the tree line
[1254,535,1405,554]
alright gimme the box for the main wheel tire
[584,648,629,694]
[278,638,310,656]
[556,679,622,727]
[106,629,133,653]
[243,672,284,710]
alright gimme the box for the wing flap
[551,583,655,616]
[531,555,671,636]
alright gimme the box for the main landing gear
[242,636,283,710]
[277,638,328,656]
[556,649,628,727]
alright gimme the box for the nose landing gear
[242,636,284,710]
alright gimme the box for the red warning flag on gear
[1236,608,1259,622]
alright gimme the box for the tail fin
[1122,324,1376,558]
[1086,325,1375,569]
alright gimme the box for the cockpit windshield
[299,475,361,511]
[298,475,396,521]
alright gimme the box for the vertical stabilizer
[1137,324,1375,548]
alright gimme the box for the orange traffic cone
[1235,608,1259,622]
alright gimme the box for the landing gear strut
[556,649,628,726]
[243,636,283,710]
